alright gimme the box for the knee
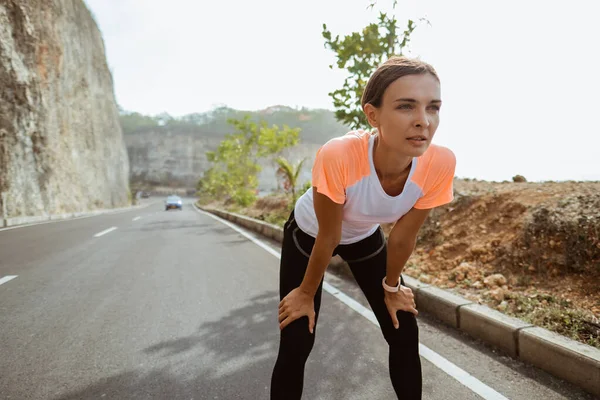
[279,321,316,361]
[383,312,419,348]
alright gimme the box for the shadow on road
[53,291,278,399]
[53,288,394,400]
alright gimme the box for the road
[0,198,595,400]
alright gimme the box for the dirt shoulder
[403,179,599,348]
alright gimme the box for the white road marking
[132,217,141,221]
[94,227,118,237]
[194,204,509,400]
[0,275,18,286]
[0,203,154,233]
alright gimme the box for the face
[364,73,441,157]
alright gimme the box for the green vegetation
[119,105,348,145]
[322,8,422,129]
[502,292,599,348]
[198,116,300,207]
[275,157,307,204]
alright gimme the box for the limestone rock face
[125,130,220,189]
[124,129,321,193]
[0,0,130,217]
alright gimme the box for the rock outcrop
[0,0,130,218]
[124,130,220,190]
[124,130,321,193]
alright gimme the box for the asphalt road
[0,198,595,400]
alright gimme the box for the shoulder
[412,144,456,189]
[312,130,372,188]
[317,130,372,160]
[419,144,456,168]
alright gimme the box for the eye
[396,104,413,110]
[427,105,441,112]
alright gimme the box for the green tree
[200,115,300,206]
[275,157,307,203]
[322,9,420,129]
[119,112,159,134]
[118,106,349,144]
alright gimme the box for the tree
[119,111,160,134]
[322,8,421,129]
[199,115,300,206]
[275,157,307,203]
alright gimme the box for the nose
[414,107,430,129]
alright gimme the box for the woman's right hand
[278,287,316,333]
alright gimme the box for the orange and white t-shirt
[294,130,456,244]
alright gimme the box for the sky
[84,0,600,182]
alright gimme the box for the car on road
[165,195,183,211]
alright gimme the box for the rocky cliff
[124,129,320,193]
[0,0,130,218]
[125,130,220,189]
[120,106,351,194]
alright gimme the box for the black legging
[270,211,422,399]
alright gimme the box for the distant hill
[120,106,353,191]
[119,105,351,145]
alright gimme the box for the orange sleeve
[414,147,456,209]
[311,141,348,204]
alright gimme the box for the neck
[373,134,412,181]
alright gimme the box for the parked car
[165,195,183,211]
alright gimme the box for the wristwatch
[382,277,401,293]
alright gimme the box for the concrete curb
[197,204,600,397]
[2,203,148,229]
[519,327,600,395]
[417,286,472,329]
[460,304,533,358]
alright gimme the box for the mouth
[407,135,427,142]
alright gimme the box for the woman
[270,56,456,399]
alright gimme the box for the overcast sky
[85,0,600,182]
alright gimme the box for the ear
[363,103,379,128]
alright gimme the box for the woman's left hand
[384,285,418,329]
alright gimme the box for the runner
[270,56,456,400]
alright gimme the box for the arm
[383,207,432,329]
[383,147,456,327]
[278,189,343,332]
[299,189,344,296]
[279,138,347,332]
[385,207,432,287]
